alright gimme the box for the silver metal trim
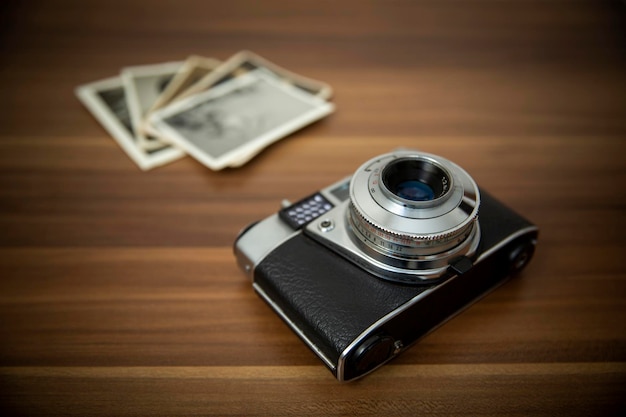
[253,282,337,371]
[305,200,481,282]
[234,214,299,281]
[319,176,352,205]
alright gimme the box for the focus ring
[348,201,477,257]
[349,200,477,242]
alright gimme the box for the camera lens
[348,151,481,282]
[381,158,449,202]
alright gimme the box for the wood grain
[1,0,625,415]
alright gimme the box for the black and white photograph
[75,76,186,170]
[176,50,334,102]
[121,61,182,149]
[147,55,221,115]
[149,69,335,170]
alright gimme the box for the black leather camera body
[234,150,538,381]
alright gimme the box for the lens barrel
[348,151,481,280]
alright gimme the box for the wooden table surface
[1,1,625,415]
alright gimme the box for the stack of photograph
[76,51,335,171]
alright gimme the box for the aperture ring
[349,201,477,257]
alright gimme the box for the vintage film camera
[234,150,538,381]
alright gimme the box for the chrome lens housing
[348,151,481,280]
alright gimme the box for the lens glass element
[382,158,449,203]
[394,180,434,201]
